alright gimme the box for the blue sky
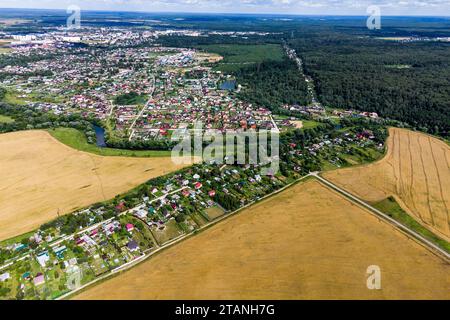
[0,0,449,16]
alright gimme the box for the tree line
[289,36,450,137]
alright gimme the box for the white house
[0,272,10,282]
[36,252,50,267]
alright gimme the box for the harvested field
[75,180,449,300]
[324,128,450,241]
[0,130,191,241]
[0,19,30,26]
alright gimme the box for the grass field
[302,120,321,129]
[374,197,450,252]
[205,206,226,220]
[0,114,14,123]
[74,180,449,300]
[0,47,12,54]
[1,91,27,105]
[48,128,171,157]
[0,130,190,241]
[198,44,284,72]
[324,127,450,242]
[151,220,184,245]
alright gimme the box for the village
[0,120,385,300]
[0,26,385,147]
[0,25,390,300]
[0,27,282,142]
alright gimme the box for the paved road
[310,172,450,261]
[283,43,323,108]
[107,100,115,118]
[128,75,156,140]
[269,115,280,133]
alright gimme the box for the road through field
[0,130,190,241]
[75,180,449,300]
[324,128,450,242]
[312,173,449,260]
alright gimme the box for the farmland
[197,44,284,72]
[324,127,450,242]
[0,130,189,241]
[74,180,449,300]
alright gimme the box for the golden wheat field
[324,127,450,242]
[0,130,190,241]
[75,180,449,300]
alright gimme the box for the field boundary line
[313,173,450,262]
[55,171,450,300]
[57,174,313,300]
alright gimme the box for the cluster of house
[131,178,219,228]
[0,42,166,120]
[305,130,381,160]
[1,159,286,299]
[131,65,275,140]
[6,27,156,48]
[331,109,379,119]
[0,119,385,300]
[74,219,146,263]
[0,213,153,299]
[1,246,74,292]
[114,105,141,131]
[156,50,196,67]
[153,29,275,39]
[282,104,379,121]
[1,28,281,140]
[0,30,292,146]
[282,104,327,117]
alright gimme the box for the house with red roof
[194,182,202,190]
[126,224,134,232]
[115,202,126,212]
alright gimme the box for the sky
[0,0,449,16]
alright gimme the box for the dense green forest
[235,58,311,111]
[289,36,450,137]
[178,41,310,110]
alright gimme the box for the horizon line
[0,7,450,18]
